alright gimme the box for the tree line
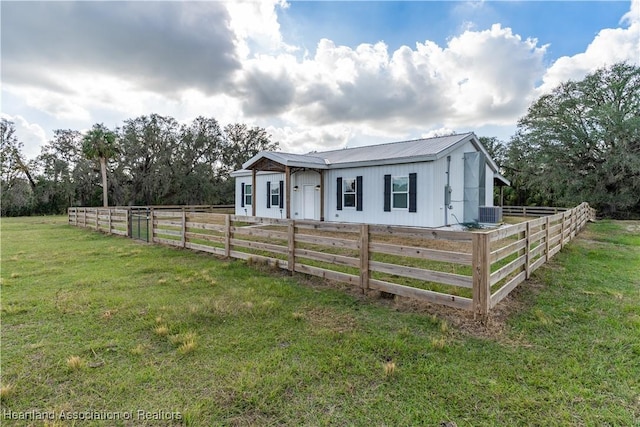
[2,62,638,218]
[1,114,277,216]
[490,62,639,218]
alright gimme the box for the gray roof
[241,133,474,171]
[318,133,471,165]
[261,152,327,167]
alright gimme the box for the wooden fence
[501,205,568,217]
[68,203,595,318]
[68,207,129,236]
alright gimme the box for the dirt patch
[287,266,548,343]
[240,243,552,343]
[301,307,359,334]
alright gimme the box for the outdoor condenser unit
[478,206,503,224]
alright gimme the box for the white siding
[235,176,251,216]
[325,162,436,227]
[234,172,286,218]
[484,163,494,207]
[429,141,474,227]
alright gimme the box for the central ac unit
[478,206,503,224]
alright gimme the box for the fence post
[125,209,129,238]
[181,209,187,248]
[288,220,295,275]
[472,232,491,321]
[224,214,231,258]
[545,216,551,262]
[360,224,369,293]
[95,209,99,230]
[108,209,112,234]
[525,221,531,279]
[150,208,155,243]
[560,212,565,250]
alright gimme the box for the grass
[1,216,639,426]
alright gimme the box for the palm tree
[82,124,118,207]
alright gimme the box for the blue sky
[1,1,639,158]
[280,1,630,58]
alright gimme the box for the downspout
[445,155,451,226]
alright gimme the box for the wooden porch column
[320,170,325,221]
[251,169,256,217]
[285,166,291,219]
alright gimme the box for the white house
[230,132,509,228]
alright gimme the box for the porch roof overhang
[242,152,328,172]
[494,173,510,186]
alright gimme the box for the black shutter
[336,177,343,211]
[409,173,417,213]
[267,181,271,208]
[356,176,363,211]
[279,180,284,209]
[241,183,245,207]
[384,175,391,212]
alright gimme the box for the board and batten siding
[484,163,494,208]
[235,172,287,218]
[324,162,436,227]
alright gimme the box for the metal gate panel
[130,208,150,242]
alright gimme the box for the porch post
[251,169,256,217]
[285,166,291,219]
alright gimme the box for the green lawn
[1,216,638,426]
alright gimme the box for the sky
[1,0,639,160]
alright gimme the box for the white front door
[302,185,316,220]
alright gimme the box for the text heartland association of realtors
[2,409,183,421]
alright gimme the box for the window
[384,173,416,212]
[337,176,363,211]
[244,184,252,206]
[392,176,408,209]
[268,180,284,209]
[343,178,356,208]
[270,183,280,207]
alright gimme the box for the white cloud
[2,2,239,96]
[537,0,640,94]
[1,0,638,160]
[234,23,546,133]
[227,0,296,58]
[1,114,48,159]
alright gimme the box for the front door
[302,185,316,220]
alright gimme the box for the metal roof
[319,133,471,166]
[242,133,474,171]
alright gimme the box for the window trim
[244,183,253,206]
[391,175,409,210]
[270,181,280,208]
[342,177,357,209]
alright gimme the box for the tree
[218,123,279,203]
[220,123,278,175]
[1,119,36,216]
[82,124,118,207]
[479,136,506,170]
[118,114,180,205]
[506,62,640,217]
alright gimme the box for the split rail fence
[68,203,595,317]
